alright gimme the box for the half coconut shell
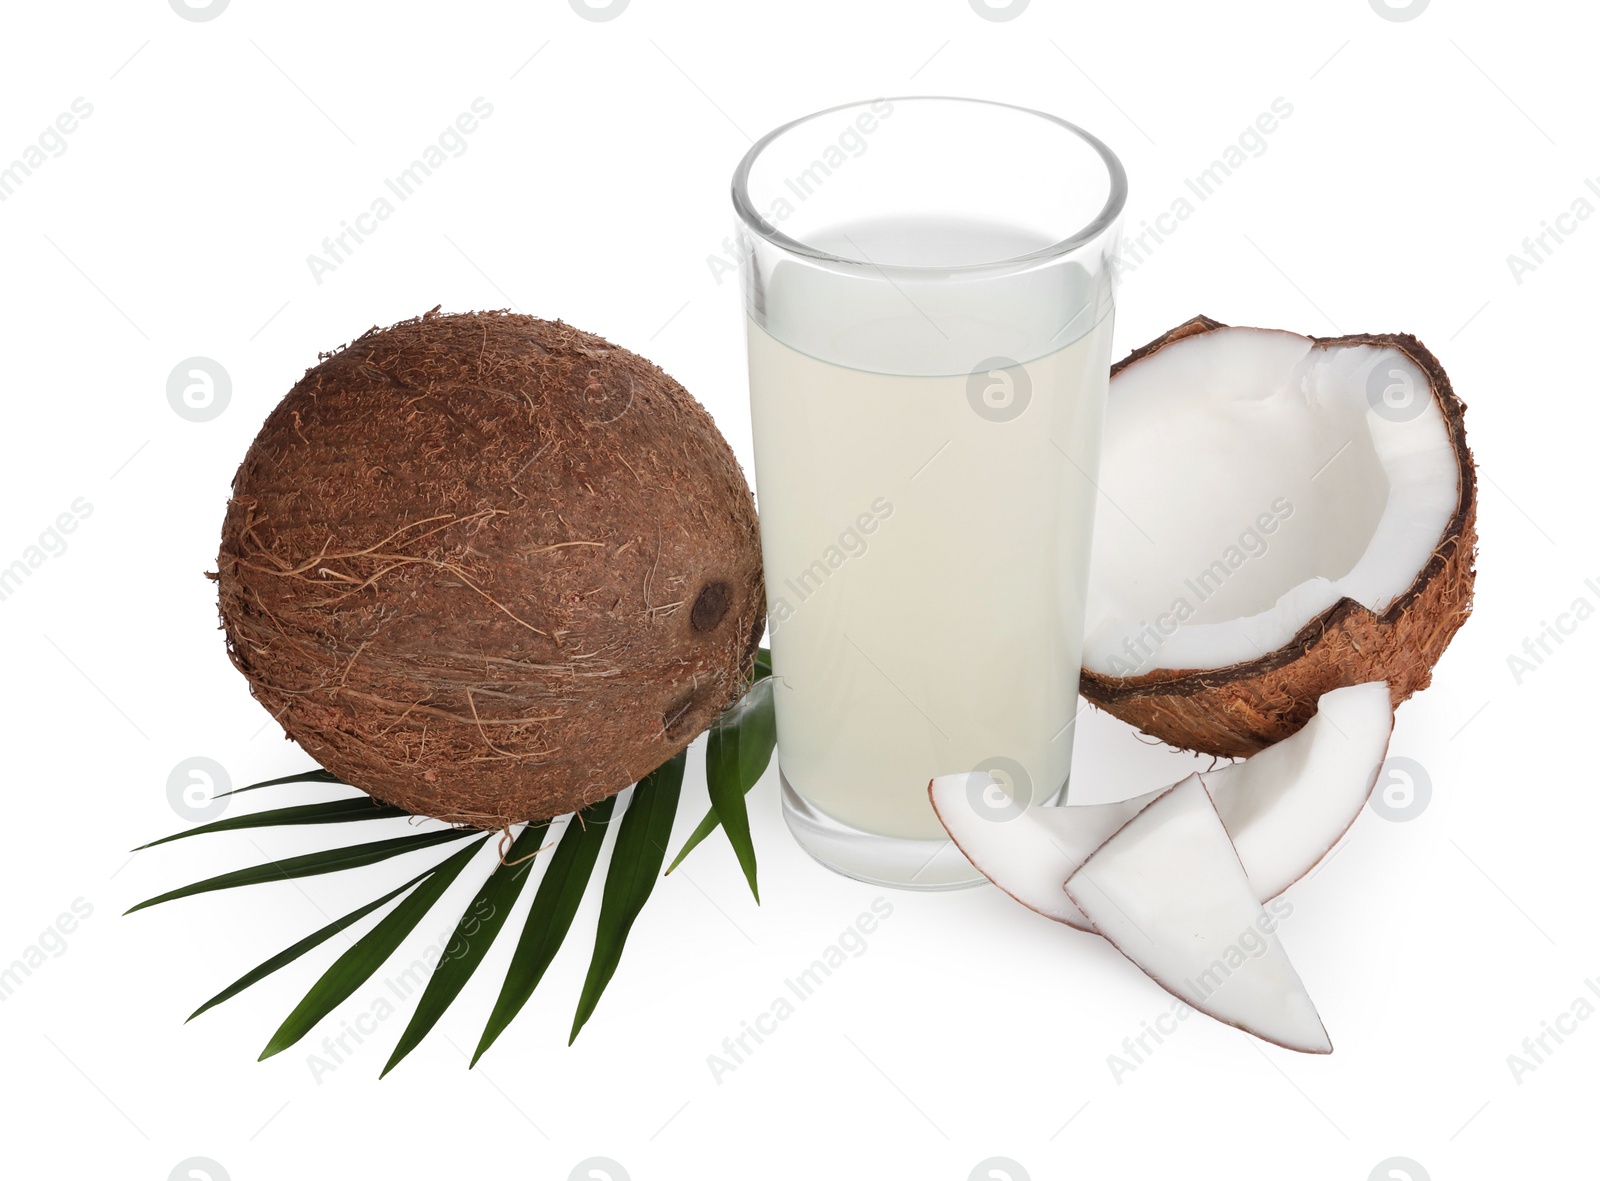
[1080,316,1475,756]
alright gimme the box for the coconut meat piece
[928,682,1394,928]
[1205,680,1393,900]
[1083,326,1460,675]
[1066,774,1332,1053]
[928,775,1162,930]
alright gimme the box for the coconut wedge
[1081,317,1474,756]
[928,779,1164,929]
[1206,680,1393,900]
[928,682,1393,929]
[1066,775,1332,1053]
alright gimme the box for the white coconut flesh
[927,682,1394,930]
[1065,775,1332,1053]
[928,778,1163,929]
[1205,680,1393,899]
[1084,326,1460,675]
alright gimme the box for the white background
[0,1,1593,1178]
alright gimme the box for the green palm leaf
[704,676,774,902]
[472,798,616,1066]
[667,675,776,878]
[126,827,476,914]
[187,863,441,1021]
[570,751,685,1044]
[219,768,347,797]
[135,798,409,850]
[144,647,775,1059]
[380,821,550,1077]
[259,836,490,1059]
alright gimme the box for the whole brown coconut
[1080,316,1476,757]
[217,310,765,828]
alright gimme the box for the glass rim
[730,95,1128,276]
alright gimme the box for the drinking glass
[733,97,1126,888]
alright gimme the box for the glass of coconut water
[733,97,1126,888]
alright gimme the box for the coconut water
[746,228,1113,840]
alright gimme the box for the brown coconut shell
[1079,316,1476,757]
[216,310,764,828]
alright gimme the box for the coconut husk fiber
[216,309,765,828]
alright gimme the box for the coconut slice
[1080,316,1475,756]
[1066,775,1332,1053]
[929,682,1393,929]
[1206,680,1393,900]
[928,776,1163,929]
